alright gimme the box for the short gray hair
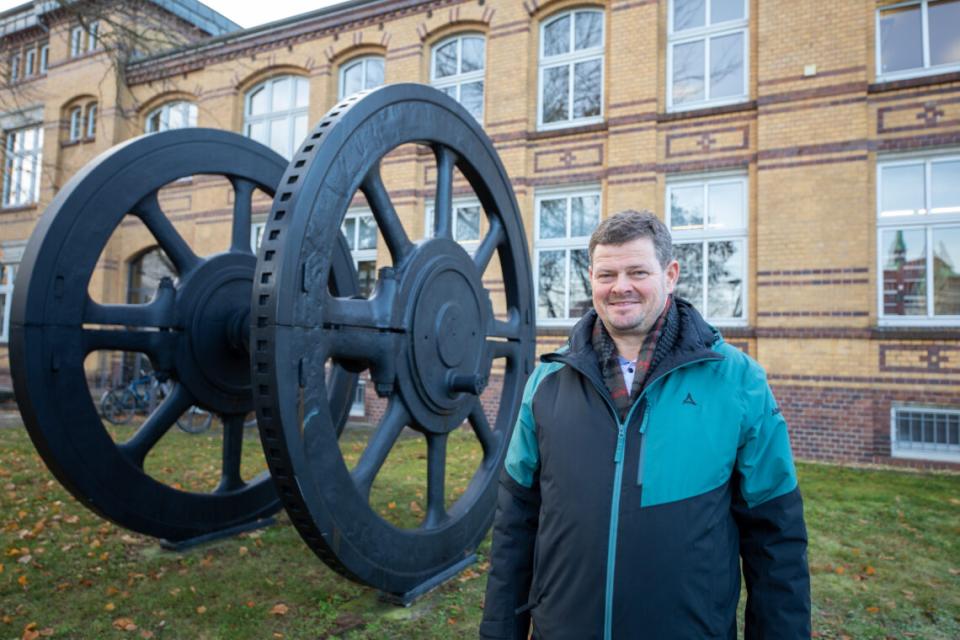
[588,209,673,268]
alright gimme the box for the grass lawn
[0,416,958,639]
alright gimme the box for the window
[431,35,485,121]
[667,174,747,323]
[245,75,309,160]
[70,26,83,57]
[2,125,43,207]
[877,0,960,80]
[0,262,16,343]
[350,379,367,417]
[68,106,83,141]
[341,209,378,298]
[425,198,482,248]
[668,0,748,110]
[9,53,19,82]
[87,21,99,52]
[24,48,35,78]
[535,188,599,322]
[86,103,97,139]
[891,406,960,462]
[538,9,604,129]
[339,56,385,99]
[251,221,265,253]
[39,44,48,74]
[877,154,960,324]
[145,101,198,133]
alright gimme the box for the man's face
[589,236,680,338]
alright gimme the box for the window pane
[569,249,592,318]
[186,103,198,127]
[573,59,602,118]
[249,87,268,115]
[709,32,744,99]
[930,0,960,67]
[269,118,289,157]
[708,181,743,229]
[882,228,927,315]
[881,164,925,216]
[342,218,357,250]
[539,198,567,239]
[674,0,705,31]
[670,185,704,229]
[707,240,743,317]
[461,81,484,120]
[879,5,923,74]
[366,58,385,88]
[357,260,377,298]
[542,65,570,123]
[711,0,745,23]
[271,78,291,112]
[571,194,600,237]
[295,77,309,108]
[574,11,603,50]
[931,160,960,214]
[343,63,363,96]
[456,206,481,242]
[674,243,704,308]
[544,14,571,57]
[248,121,267,146]
[933,226,960,315]
[462,37,485,72]
[435,40,458,78]
[168,104,186,130]
[294,114,308,149]
[538,250,566,319]
[146,111,161,133]
[358,215,377,250]
[672,40,705,104]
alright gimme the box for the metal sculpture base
[159,517,276,552]
[378,554,477,606]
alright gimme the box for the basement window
[891,406,960,462]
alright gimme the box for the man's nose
[610,272,632,292]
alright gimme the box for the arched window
[339,56,384,99]
[145,101,197,133]
[68,106,83,141]
[245,75,309,160]
[85,102,97,139]
[431,34,485,121]
[538,9,605,129]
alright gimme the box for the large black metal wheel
[10,129,358,541]
[253,84,536,595]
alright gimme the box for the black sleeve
[732,484,811,639]
[479,470,540,640]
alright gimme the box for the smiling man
[480,210,810,640]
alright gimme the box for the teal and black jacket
[480,299,810,639]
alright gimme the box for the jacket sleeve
[732,361,811,640]
[479,368,543,640]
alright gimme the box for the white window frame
[0,261,16,343]
[244,75,310,160]
[338,56,385,99]
[350,379,367,417]
[251,221,266,253]
[68,106,83,141]
[87,21,99,52]
[534,186,600,325]
[145,101,198,133]
[70,26,84,57]
[877,151,960,326]
[876,0,960,82]
[431,34,486,123]
[537,9,605,131]
[666,172,748,326]
[9,53,19,82]
[24,48,35,78]
[891,405,960,462]
[667,0,749,111]
[2,125,44,208]
[424,196,483,251]
[86,103,97,139]
[39,44,48,74]
[342,208,378,297]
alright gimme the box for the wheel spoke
[490,313,522,340]
[132,192,201,276]
[84,280,176,329]
[82,329,178,371]
[469,400,499,461]
[473,216,503,273]
[350,399,410,498]
[423,432,448,528]
[216,414,246,493]
[118,382,194,468]
[230,178,256,253]
[486,338,520,361]
[361,164,413,264]
[433,145,457,240]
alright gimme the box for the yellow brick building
[1,0,959,467]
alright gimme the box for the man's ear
[664,259,680,292]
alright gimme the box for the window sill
[528,120,607,141]
[658,100,756,123]
[869,70,960,93]
[0,203,38,214]
[61,137,96,148]
[891,448,960,464]
[871,324,960,339]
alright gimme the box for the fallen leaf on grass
[866,606,880,614]
[409,501,423,514]
[270,603,289,616]
[238,546,248,556]
[865,565,876,576]
[105,602,116,612]
[195,606,206,615]
[21,623,39,640]
[834,566,845,575]
[17,575,27,587]
[139,631,154,639]
[112,617,137,631]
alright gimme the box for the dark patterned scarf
[592,295,676,420]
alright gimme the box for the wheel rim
[10,129,359,541]
[253,85,535,594]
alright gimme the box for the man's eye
[631,271,647,278]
